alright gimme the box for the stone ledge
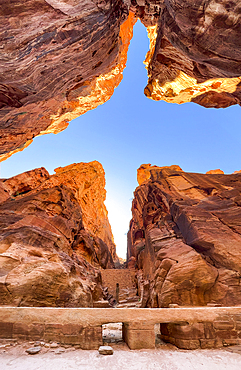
[1,306,241,326]
[1,306,241,350]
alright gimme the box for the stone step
[116,302,139,308]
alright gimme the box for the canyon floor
[1,341,241,370]
[1,324,241,370]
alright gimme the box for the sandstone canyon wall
[0,0,135,161]
[0,161,117,307]
[1,1,241,161]
[128,164,241,348]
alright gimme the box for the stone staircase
[101,269,140,308]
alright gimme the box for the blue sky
[1,21,241,258]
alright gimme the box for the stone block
[213,321,234,330]
[28,323,44,339]
[0,322,13,338]
[123,323,155,350]
[44,333,61,343]
[223,339,241,346]
[13,323,29,335]
[98,345,113,355]
[215,330,238,339]
[45,323,63,334]
[62,324,82,335]
[160,322,205,340]
[60,335,81,345]
[204,322,216,339]
[200,339,222,349]
[124,322,154,330]
[175,338,200,350]
[81,326,102,350]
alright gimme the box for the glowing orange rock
[206,169,224,175]
[137,164,183,185]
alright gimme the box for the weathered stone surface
[2,306,241,349]
[128,164,241,347]
[0,161,117,306]
[1,1,241,161]
[0,1,135,161]
[98,345,114,355]
[26,346,41,355]
[139,1,241,107]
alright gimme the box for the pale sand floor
[1,341,241,370]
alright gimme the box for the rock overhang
[1,1,241,160]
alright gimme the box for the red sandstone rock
[206,169,225,175]
[1,1,241,160]
[128,164,241,345]
[0,161,116,307]
[0,1,133,161]
[139,1,241,108]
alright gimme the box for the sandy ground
[1,324,241,370]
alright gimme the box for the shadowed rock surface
[127,164,241,347]
[1,1,241,161]
[0,161,116,307]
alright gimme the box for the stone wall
[161,314,241,349]
[0,322,102,349]
[101,269,137,300]
[1,306,241,350]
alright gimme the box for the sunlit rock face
[0,161,116,306]
[128,164,241,308]
[128,164,241,346]
[131,0,241,107]
[1,0,241,161]
[0,0,134,161]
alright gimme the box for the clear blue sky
[1,21,241,258]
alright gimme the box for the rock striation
[1,1,241,160]
[0,161,116,307]
[0,1,135,161]
[136,0,241,107]
[128,164,241,347]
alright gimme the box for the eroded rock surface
[128,164,241,345]
[1,1,241,160]
[136,0,241,107]
[0,161,116,306]
[0,0,134,161]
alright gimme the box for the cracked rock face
[0,161,116,306]
[128,164,241,308]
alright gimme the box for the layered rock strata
[0,161,116,307]
[136,1,241,107]
[0,0,135,161]
[128,164,241,347]
[1,1,241,161]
